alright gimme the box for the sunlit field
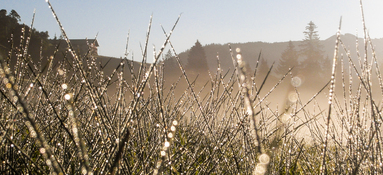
[1,1,383,175]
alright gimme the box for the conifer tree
[257,57,269,77]
[299,21,324,79]
[322,55,332,78]
[163,49,178,75]
[164,49,175,67]
[186,40,208,74]
[276,41,298,76]
[0,9,49,63]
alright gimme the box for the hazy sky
[3,0,383,62]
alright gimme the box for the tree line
[0,9,50,64]
[163,21,331,85]
[276,21,331,84]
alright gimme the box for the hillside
[175,33,383,77]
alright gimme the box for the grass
[1,0,383,174]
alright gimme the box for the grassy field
[1,1,383,175]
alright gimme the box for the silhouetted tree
[0,9,49,64]
[0,9,7,17]
[276,41,298,76]
[164,49,175,68]
[163,49,181,77]
[257,57,269,77]
[0,9,20,39]
[299,21,324,80]
[186,40,208,74]
[9,10,20,22]
[322,55,332,78]
[0,9,18,57]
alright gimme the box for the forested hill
[3,8,383,86]
[175,33,383,77]
[0,9,50,62]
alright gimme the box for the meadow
[1,1,383,175]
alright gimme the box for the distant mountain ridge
[175,33,383,76]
